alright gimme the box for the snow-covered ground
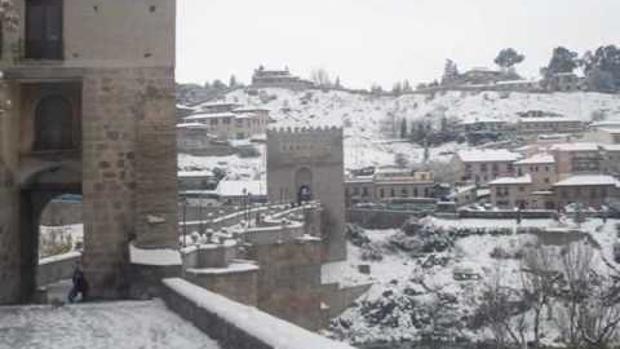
[0,299,221,349]
[181,89,620,176]
[323,217,620,345]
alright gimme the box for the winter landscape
[2,0,620,348]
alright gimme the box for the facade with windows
[553,175,618,209]
[345,169,435,206]
[452,149,521,186]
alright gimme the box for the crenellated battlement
[266,125,343,136]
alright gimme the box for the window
[390,188,395,197]
[491,163,499,172]
[519,186,525,192]
[353,187,359,195]
[33,95,74,151]
[379,188,384,198]
[480,164,488,172]
[401,188,407,196]
[362,187,368,197]
[26,0,63,60]
[210,119,218,126]
[413,187,418,197]
[222,118,231,125]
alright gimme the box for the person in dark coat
[68,260,89,303]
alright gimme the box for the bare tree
[521,245,561,348]
[476,267,528,349]
[310,68,332,88]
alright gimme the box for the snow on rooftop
[600,144,620,151]
[176,122,209,129]
[461,117,506,125]
[183,112,237,121]
[514,153,555,165]
[489,174,532,185]
[457,149,521,163]
[216,179,267,197]
[550,142,599,152]
[129,244,182,266]
[178,170,214,178]
[554,175,618,187]
[519,117,582,123]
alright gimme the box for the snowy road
[0,300,221,349]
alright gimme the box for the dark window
[379,188,384,198]
[26,0,64,60]
[362,187,368,197]
[390,188,395,197]
[34,95,74,151]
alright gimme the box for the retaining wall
[161,278,356,349]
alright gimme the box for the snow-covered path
[0,299,221,349]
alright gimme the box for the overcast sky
[176,0,620,89]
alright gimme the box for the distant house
[183,110,269,140]
[550,143,602,177]
[554,175,618,209]
[599,144,620,176]
[178,170,218,191]
[460,117,508,133]
[452,149,522,185]
[457,67,510,85]
[345,168,435,205]
[514,153,556,191]
[489,174,533,209]
[517,117,584,135]
[251,66,315,90]
[583,127,620,145]
[176,123,210,152]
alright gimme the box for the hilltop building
[251,66,314,90]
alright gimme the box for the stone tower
[0,0,178,303]
[266,126,346,261]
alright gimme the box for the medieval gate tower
[0,0,178,303]
[266,126,346,261]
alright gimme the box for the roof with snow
[489,174,532,185]
[178,170,215,178]
[461,117,506,125]
[553,175,618,187]
[456,149,521,163]
[600,144,620,152]
[216,180,267,197]
[176,122,209,129]
[514,153,555,165]
[519,117,582,123]
[184,112,236,121]
[550,142,599,152]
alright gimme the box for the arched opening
[295,167,313,204]
[33,95,75,151]
[18,164,82,303]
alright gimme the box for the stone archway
[17,163,81,302]
[295,167,313,204]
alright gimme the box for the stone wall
[160,278,356,349]
[247,239,326,330]
[185,265,259,306]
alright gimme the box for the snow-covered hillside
[322,218,619,346]
[202,89,620,170]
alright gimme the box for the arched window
[34,95,74,151]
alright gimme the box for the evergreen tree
[400,118,408,139]
[402,80,412,92]
[544,46,579,78]
[442,59,459,85]
[229,74,238,88]
[494,48,525,70]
